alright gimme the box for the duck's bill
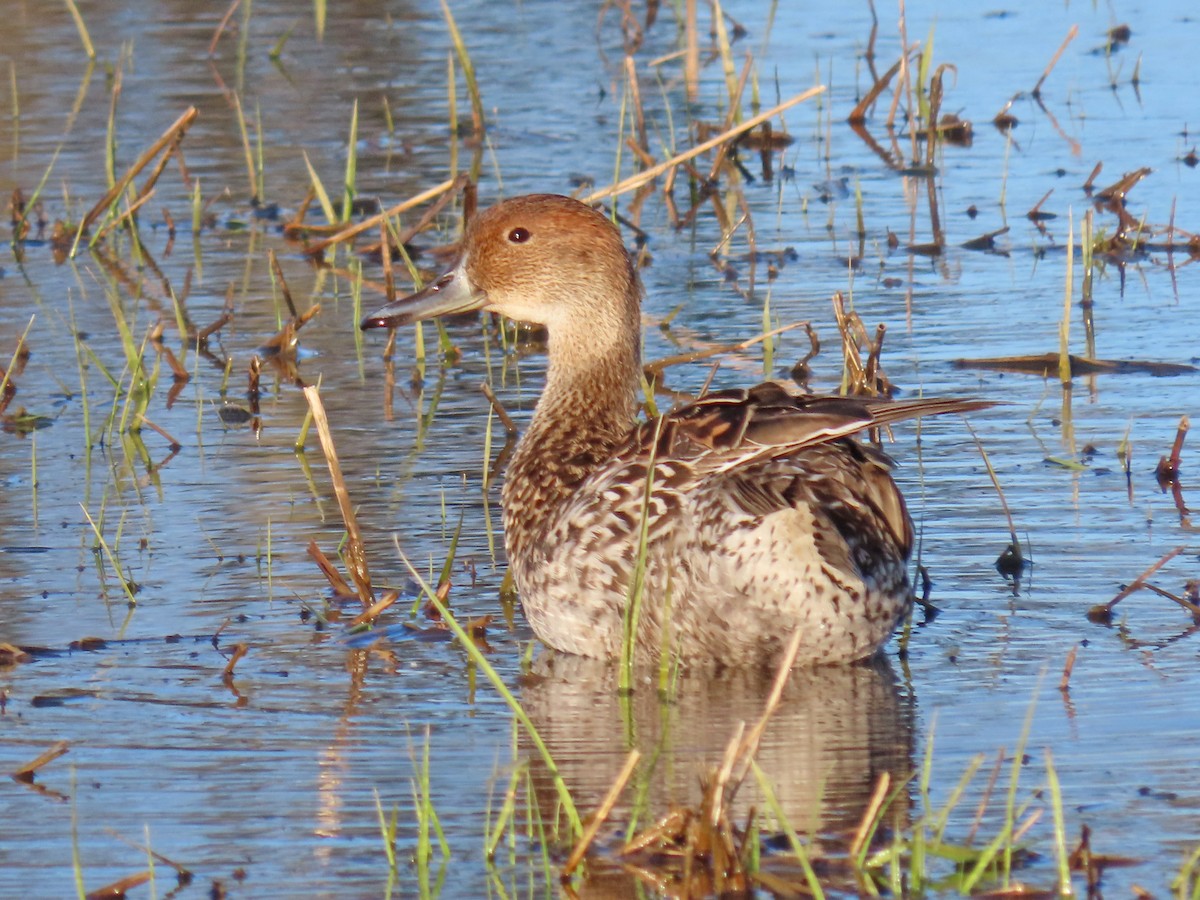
[359,268,486,330]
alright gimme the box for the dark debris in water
[953,353,1197,378]
[217,404,254,425]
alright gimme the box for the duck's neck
[502,307,641,557]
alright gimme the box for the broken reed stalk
[306,539,356,597]
[221,642,248,683]
[848,58,902,124]
[302,385,375,608]
[1059,645,1078,692]
[74,106,198,250]
[86,871,154,898]
[1158,415,1189,481]
[304,175,465,257]
[1032,25,1079,97]
[623,56,648,157]
[348,590,400,628]
[208,0,244,56]
[480,381,518,436]
[726,627,805,798]
[582,86,825,203]
[964,420,1021,556]
[710,0,739,113]
[12,740,69,783]
[1089,545,1186,622]
[0,316,36,408]
[1141,583,1200,621]
[373,213,396,306]
[268,249,299,319]
[561,749,641,879]
[91,190,157,245]
[849,771,892,861]
[684,0,699,103]
[105,833,193,882]
[642,320,808,381]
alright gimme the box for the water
[1,0,1199,896]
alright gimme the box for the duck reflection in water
[518,652,914,893]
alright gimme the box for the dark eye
[508,227,530,243]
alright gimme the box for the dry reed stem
[307,540,356,597]
[582,86,825,203]
[1011,810,1043,844]
[349,590,400,627]
[1140,583,1200,620]
[1032,25,1079,97]
[305,175,467,257]
[966,748,1005,844]
[684,0,699,102]
[705,55,755,183]
[303,385,375,608]
[85,871,153,900]
[849,58,902,124]
[133,125,187,206]
[208,0,243,56]
[849,771,891,859]
[624,55,648,157]
[726,627,805,800]
[221,642,248,683]
[643,320,808,380]
[624,138,656,169]
[965,420,1020,553]
[103,831,193,878]
[711,721,746,826]
[562,749,641,878]
[136,415,182,450]
[78,106,198,240]
[92,190,157,244]
[1098,545,1186,616]
[268,249,299,319]
[1059,645,1078,692]
[480,382,518,436]
[11,740,69,782]
[379,211,396,303]
[1162,414,1189,477]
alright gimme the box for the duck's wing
[555,385,988,570]
[624,382,991,473]
[598,384,990,561]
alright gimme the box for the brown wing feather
[619,383,990,468]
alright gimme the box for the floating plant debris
[953,353,1197,378]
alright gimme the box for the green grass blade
[396,546,582,839]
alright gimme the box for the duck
[362,193,988,667]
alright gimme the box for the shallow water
[1,0,1199,896]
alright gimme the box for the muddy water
[1,0,1198,896]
